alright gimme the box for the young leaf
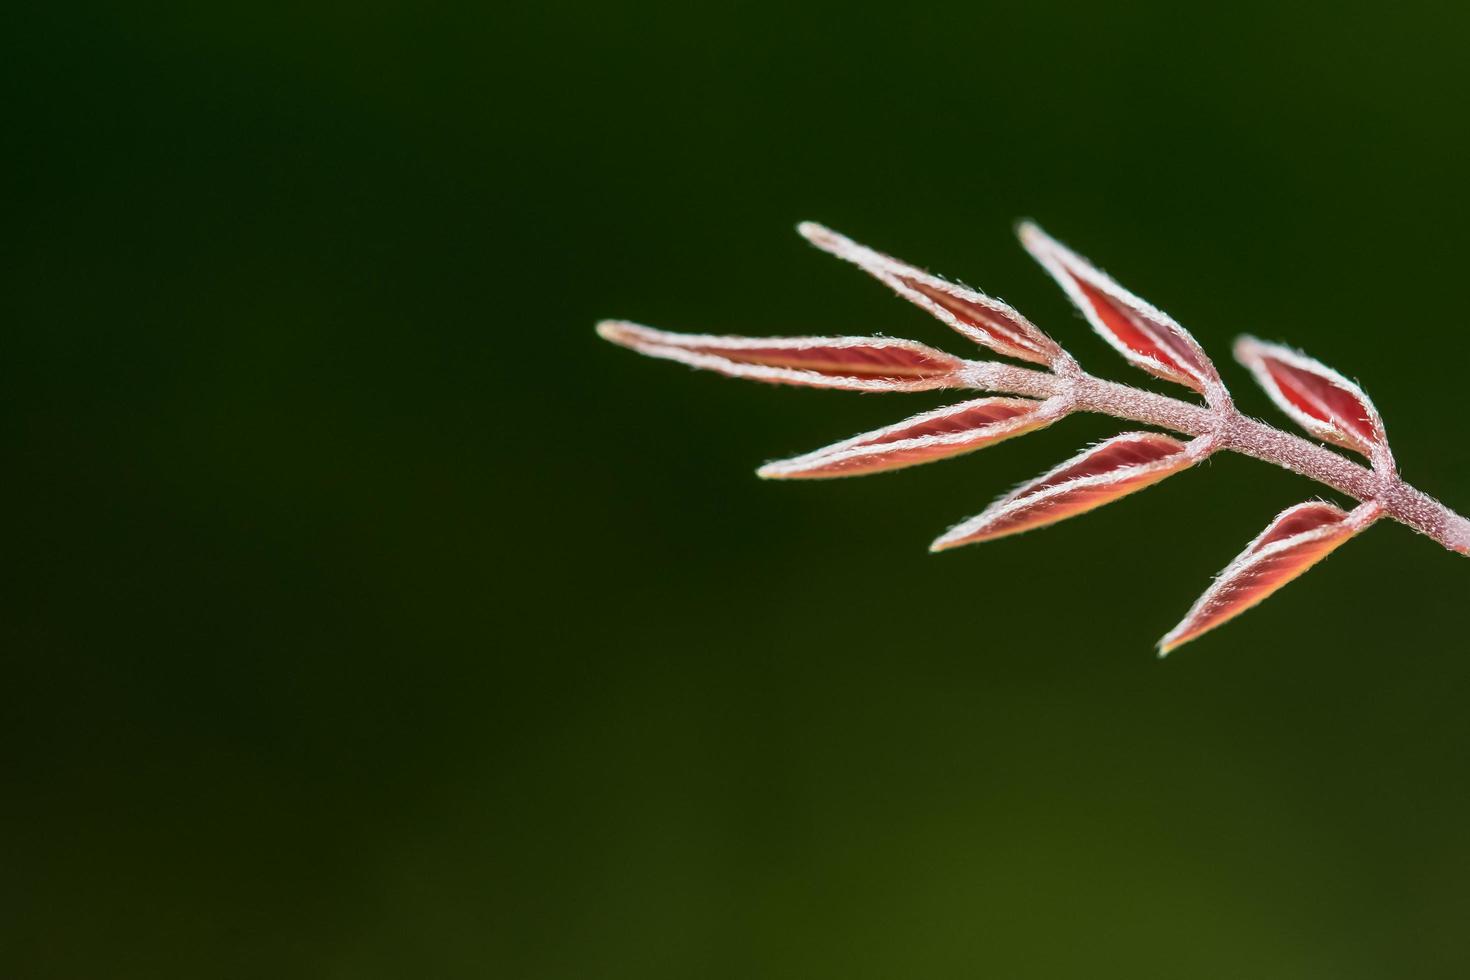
[758,397,1065,480]
[931,431,1206,550]
[1159,501,1378,654]
[797,222,1064,367]
[1019,222,1223,397]
[1234,336,1392,468]
[596,321,964,392]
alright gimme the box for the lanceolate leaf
[1160,501,1379,654]
[931,431,1207,550]
[797,223,1064,367]
[1234,336,1392,468]
[596,321,964,392]
[1019,222,1223,398]
[758,397,1066,480]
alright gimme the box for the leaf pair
[804,219,1230,405]
[1154,335,1396,651]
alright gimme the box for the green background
[6,2,1470,977]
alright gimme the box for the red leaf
[1234,336,1391,466]
[758,397,1064,480]
[596,321,964,391]
[931,431,1206,550]
[1019,223,1222,396]
[1159,501,1378,654]
[797,223,1063,366]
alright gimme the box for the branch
[597,221,1470,652]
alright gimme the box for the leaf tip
[596,319,641,347]
[755,461,787,480]
[1232,334,1267,363]
[1014,218,1047,247]
[797,221,844,252]
[927,531,962,553]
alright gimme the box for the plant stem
[962,360,1470,554]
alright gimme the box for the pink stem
[961,360,1470,554]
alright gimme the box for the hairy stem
[962,360,1470,554]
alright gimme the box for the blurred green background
[6,2,1470,977]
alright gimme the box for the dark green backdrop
[6,2,1470,977]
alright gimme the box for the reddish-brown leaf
[596,321,964,391]
[758,397,1065,480]
[1159,501,1378,654]
[1234,336,1390,466]
[1019,223,1222,397]
[798,223,1064,366]
[931,431,1206,550]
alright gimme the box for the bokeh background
[6,2,1470,977]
